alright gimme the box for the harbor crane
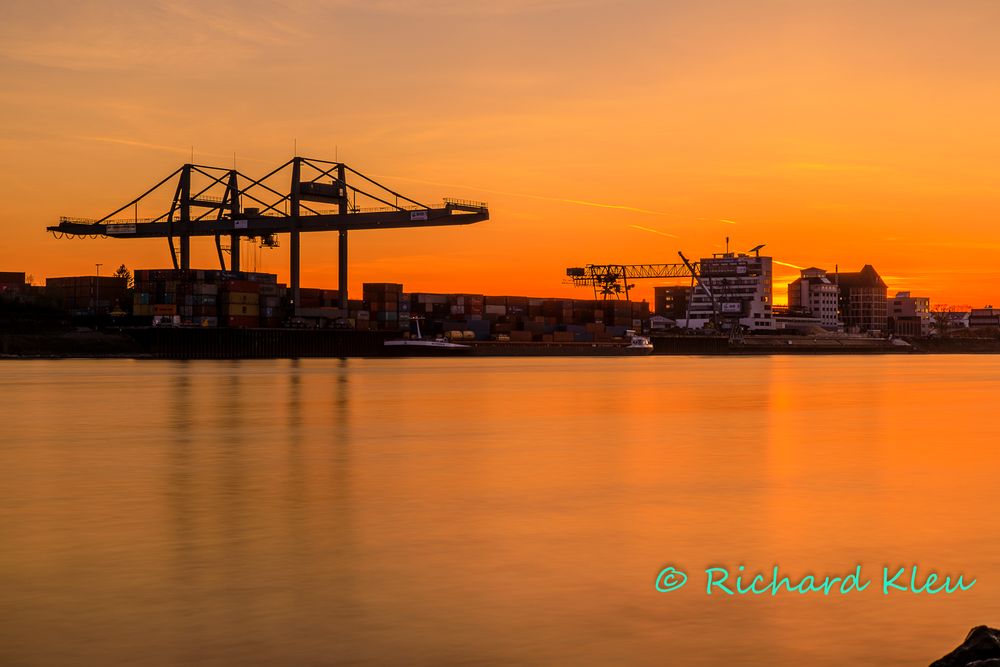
[47,156,489,310]
[566,256,719,327]
[567,241,766,335]
[565,262,697,300]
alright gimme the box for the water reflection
[1,357,999,665]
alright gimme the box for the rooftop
[836,264,887,289]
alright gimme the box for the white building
[787,267,841,330]
[684,252,773,331]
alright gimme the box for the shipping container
[0,271,25,285]
[222,280,260,293]
[224,304,259,316]
[221,292,257,305]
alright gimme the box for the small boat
[625,331,654,354]
[383,317,472,356]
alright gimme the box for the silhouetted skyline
[2,0,999,305]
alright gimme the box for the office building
[787,267,841,330]
[685,252,773,330]
[889,291,931,336]
[835,265,887,334]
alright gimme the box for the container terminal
[1,156,997,357]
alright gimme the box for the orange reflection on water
[0,357,998,665]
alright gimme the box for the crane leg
[168,237,178,270]
[338,230,348,310]
[230,233,240,272]
[290,230,300,311]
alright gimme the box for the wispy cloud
[629,224,678,238]
[719,219,738,225]
[784,162,882,173]
[329,0,607,16]
[0,0,304,72]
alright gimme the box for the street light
[95,263,102,317]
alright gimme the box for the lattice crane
[565,261,698,300]
[48,156,489,310]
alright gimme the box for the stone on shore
[931,626,1000,666]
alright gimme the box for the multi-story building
[684,252,773,330]
[969,307,1000,329]
[653,285,690,320]
[787,267,841,330]
[835,265,888,334]
[889,291,931,336]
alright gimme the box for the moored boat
[383,317,472,356]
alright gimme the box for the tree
[113,264,133,289]
[930,304,969,336]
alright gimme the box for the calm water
[1,357,999,666]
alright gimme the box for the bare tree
[930,304,968,336]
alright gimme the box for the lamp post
[95,263,102,317]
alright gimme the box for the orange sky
[1,0,998,307]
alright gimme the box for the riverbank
[0,330,144,358]
[4,328,1000,358]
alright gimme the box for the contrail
[774,259,805,270]
[719,219,738,225]
[80,136,271,164]
[558,198,669,216]
[629,224,678,238]
[82,136,192,155]
[370,173,670,216]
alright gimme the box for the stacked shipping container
[0,271,27,298]
[132,269,284,328]
[399,292,651,341]
[122,268,651,336]
[46,276,127,314]
[363,283,403,330]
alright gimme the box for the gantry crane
[47,156,489,310]
[566,252,725,330]
[565,262,697,300]
[568,242,769,337]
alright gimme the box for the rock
[932,626,1000,666]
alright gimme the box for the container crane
[47,156,489,311]
[565,262,696,300]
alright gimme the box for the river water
[1,357,998,665]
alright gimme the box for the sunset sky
[1,0,998,306]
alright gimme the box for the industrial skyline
[2,1,999,305]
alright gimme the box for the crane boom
[565,262,697,300]
[677,250,719,328]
